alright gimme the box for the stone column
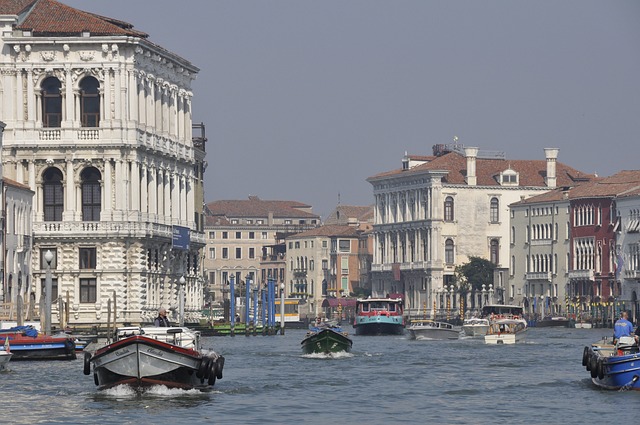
[140,164,148,217]
[103,66,111,124]
[171,172,179,224]
[164,169,171,222]
[148,166,157,217]
[26,69,34,123]
[65,68,73,126]
[64,160,75,221]
[131,161,140,211]
[103,159,113,219]
[157,168,165,219]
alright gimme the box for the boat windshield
[360,302,396,312]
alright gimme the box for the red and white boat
[85,326,224,390]
[0,326,76,360]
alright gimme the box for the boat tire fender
[94,372,99,386]
[197,357,211,379]
[582,346,590,367]
[216,356,224,379]
[590,356,599,378]
[596,358,605,380]
[208,362,217,385]
[83,351,92,375]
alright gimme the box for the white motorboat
[484,319,527,345]
[407,320,460,340]
[461,318,490,337]
[85,326,224,390]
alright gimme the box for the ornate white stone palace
[0,1,206,327]
[367,144,591,317]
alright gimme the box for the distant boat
[354,297,404,336]
[484,319,527,345]
[407,320,460,340]
[574,321,593,329]
[301,323,352,354]
[0,326,76,360]
[461,318,490,337]
[536,316,570,328]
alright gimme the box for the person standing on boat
[613,311,634,342]
[154,308,170,327]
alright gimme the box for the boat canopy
[322,298,356,308]
[0,326,39,337]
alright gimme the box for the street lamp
[44,250,54,336]
[179,275,186,327]
[280,283,285,335]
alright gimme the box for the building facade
[509,170,640,323]
[203,196,319,310]
[0,1,206,327]
[509,189,572,318]
[616,189,640,320]
[367,144,593,318]
[286,223,370,319]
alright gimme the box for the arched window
[444,196,454,222]
[43,167,63,221]
[81,167,101,221]
[490,197,499,223]
[41,77,62,127]
[445,238,454,264]
[79,76,100,127]
[490,239,499,265]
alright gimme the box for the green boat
[301,325,353,354]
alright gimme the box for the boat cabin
[481,304,523,318]
[356,298,403,316]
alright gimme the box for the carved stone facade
[0,2,206,328]
[367,145,591,318]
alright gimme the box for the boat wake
[100,384,206,398]
[301,351,353,360]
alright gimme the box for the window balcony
[525,271,552,281]
[568,269,594,281]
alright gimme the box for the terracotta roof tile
[324,205,374,225]
[205,196,319,219]
[2,0,148,38]
[289,224,363,239]
[512,170,640,205]
[368,149,594,188]
[0,0,36,15]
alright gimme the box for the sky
[61,0,640,220]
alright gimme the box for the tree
[455,257,496,312]
[456,257,496,291]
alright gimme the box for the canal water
[2,327,637,425]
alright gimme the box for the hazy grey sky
[62,0,640,219]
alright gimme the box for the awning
[321,298,357,308]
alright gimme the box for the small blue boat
[582,336,640,391]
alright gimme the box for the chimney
[402,151,409,170]
[544,148,559,188]
[464,147,479,186]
